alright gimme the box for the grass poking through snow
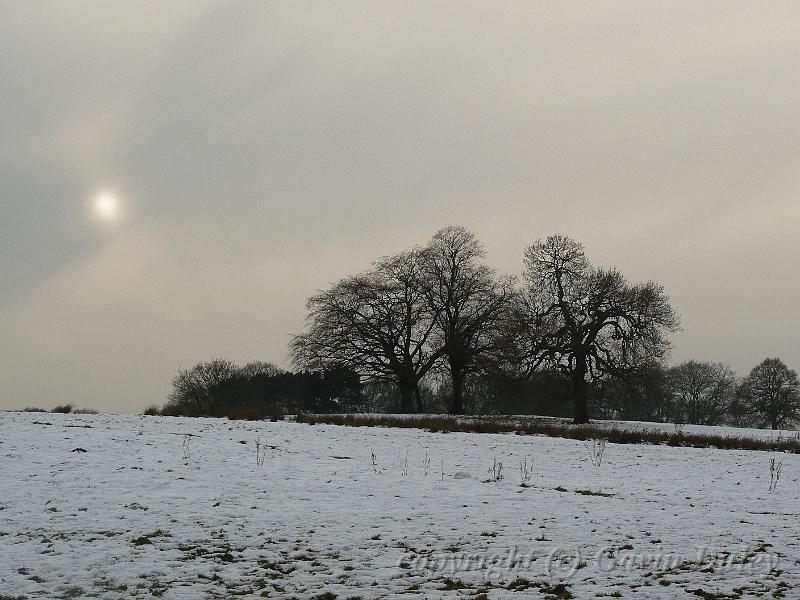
[295,413,800,453]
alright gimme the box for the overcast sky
[2,2,798,412]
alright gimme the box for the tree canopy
[518,235,680,423]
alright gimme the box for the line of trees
[157,354,800,430]
[594,357,800,429]
[160,359,363,419]
[291,226,680,424]
[157,226,799,429]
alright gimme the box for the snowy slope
[1,412,798,599]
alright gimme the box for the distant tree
[646,365,678,423]
[361,380,403,413]
[667,361,736,425]
[291,250,442,413]
[206,361,286,418]
[165,359,239,415]
[250,370,318,415]
[595,362,673,423]
[240,361,284,378]
[208,373,274,420]
[520,235,679,424]
[726,387,756,428]
[314,366,365,413]
[420,226,513,414]
[430,369,573,417]
[738,358,800,429]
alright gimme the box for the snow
[1,412,798,598]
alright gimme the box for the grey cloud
[1,1,798,410]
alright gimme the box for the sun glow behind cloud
[93,190,122,223]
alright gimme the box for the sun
[93,191,120,221]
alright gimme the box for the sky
[2,2,799,412]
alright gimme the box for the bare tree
[166,359,239,415]
[520,235,679,423]
[420,226,513,414]
[738,358,800,429]
[667,360,736,425]
[595,362,674,423]
[291,250,442,412]
[240,361,284,378]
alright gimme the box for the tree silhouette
[291,250,442,412]
[738,358,800,429]
[166,359,239,415]
[420,226,512,414]
[520,235,679,423]
[667,360,736,425]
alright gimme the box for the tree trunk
[572,362,590,424]
[399,381,415,414]
[414,384,423,413]
[450,367,465,415]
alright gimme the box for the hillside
[1,412,797,598]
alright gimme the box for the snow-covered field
[2,412,798,599]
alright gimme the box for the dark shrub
[269,405,285,422]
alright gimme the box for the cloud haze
[2,2,798,411]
